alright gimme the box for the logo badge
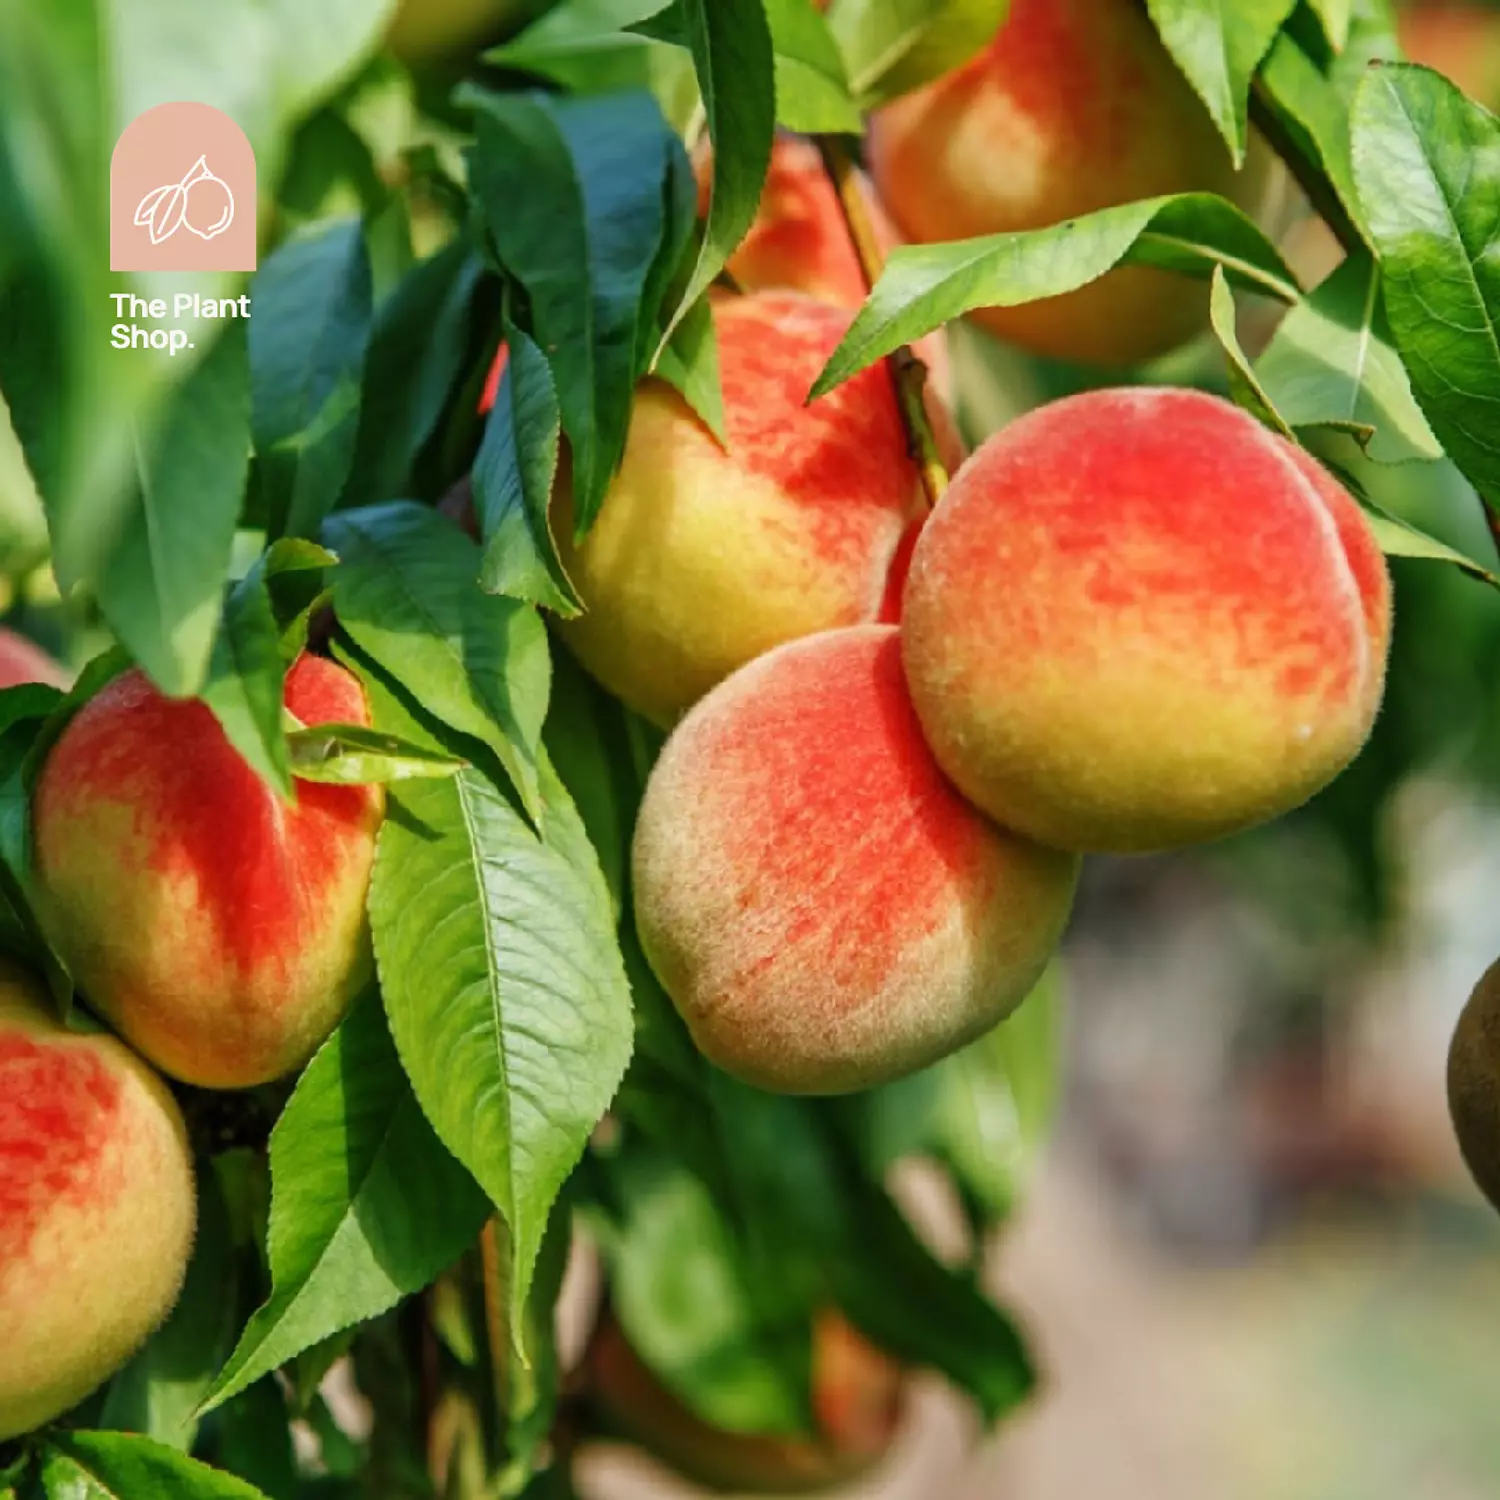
[111,102,256,272]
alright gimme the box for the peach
[555,292,933,727]
[0,627,69,690]
[589,1309,903,1494]
[901,388,1391,854]
[33,654,385,1089]
[1399,4,1500,107]
[1449,959,1500,1213]
[867,0,1269,366]
[0,964,195,1439]
[632,626,1078,1094]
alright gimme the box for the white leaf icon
[132,155,235,247]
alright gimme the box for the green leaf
[1351,63,1500,507]
[100,1164,245,1451]
[200,575,292,799]
[1361,502,1500,589]
[94,324,251,698]
[764,0,861,132]
[1209,266,1298,438]
[473,323,580,617]
[467,91,685,533]
[199,992,489,1413]
[325,502,551,821]
[340,240,482,508]
[1308,0,1352,50]
[360,669,633,1345]
[250,220,372,543]
[605,1149,814,1436]
[651,288,725,443]
[660,0,775,350]
[1255,252,1441,464]
[286,722,466,783]
[824,0,1007,104]
[1145,0,1297,164]
[812,193,1299,395]
[40,1431,269,1500]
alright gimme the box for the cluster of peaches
[0,0,1397,1458]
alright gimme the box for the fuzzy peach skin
[33,655,385,1089]
[1448,957,1500,1214]
[632,626,1078,1094]
[901,388,1392,854]
[0,627,70,690]
[589,1309,903,1495]
[555,292,936,727]
[867,0,1268,367]
[0,965,195,1439]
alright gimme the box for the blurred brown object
[1398,3,1500,107]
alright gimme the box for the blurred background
[6,0,1500,1495]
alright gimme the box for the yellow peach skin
[868,0,1269,366]
[0,966,195,1438]
[901,388,1392,854]
[556,292,934,727]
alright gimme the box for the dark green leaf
[340,240,482,508]
[360,668,632,1345]
[1351,63,1500,506]
[199,993,490,1412]
[325,501,551,820]
[472,323,580,616]
[652,291,725,443]
[94,325,251,698]
[1145,0,1297,163]
[813,193,1299,395]
[200,573,291,799]
[250,220,372,542]
[660,0,775,348]
[40,1431,269,1500]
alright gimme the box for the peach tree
[0,0,1498,1497]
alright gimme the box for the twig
[815,136,949,509]
[479,1219,509,1439]
[1247,79,1364,259]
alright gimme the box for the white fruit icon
[134,156,235,246]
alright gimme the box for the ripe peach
[0,965,195,1439]
[901,388,1391,854]
[1399,4,1500,107]
[0,627,69,689]
[867,0,1269,366]
[556,292,933,727]
[632,626,1078,1094]
[33,655,385,1089]
[589,1309,903,1494]
[1449,959,1500,1213]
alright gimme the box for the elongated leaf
[824,0,1007,104]
[813,193,1298,395]
[340,239,482,507]
[1256,253,1441,464]
[1145,0,1297,163]
[660,0,775,348]
[652,293,724,442]
[41,1431,268,1500]
[94,325,251,697]
[362,671,632,1340]
[1352,63,1500,506]
[286,722,465,783]
[764,0,861,132]
[1308,0,1352,50]
[199,993,489,1412]
[250,220,372,542]
[325,502,550,820]
[1209,266,1298,437]
[473,323,580,616]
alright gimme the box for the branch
[815,136,950,510]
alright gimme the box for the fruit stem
[1246,80,1364,259]
[815,135,949,510]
